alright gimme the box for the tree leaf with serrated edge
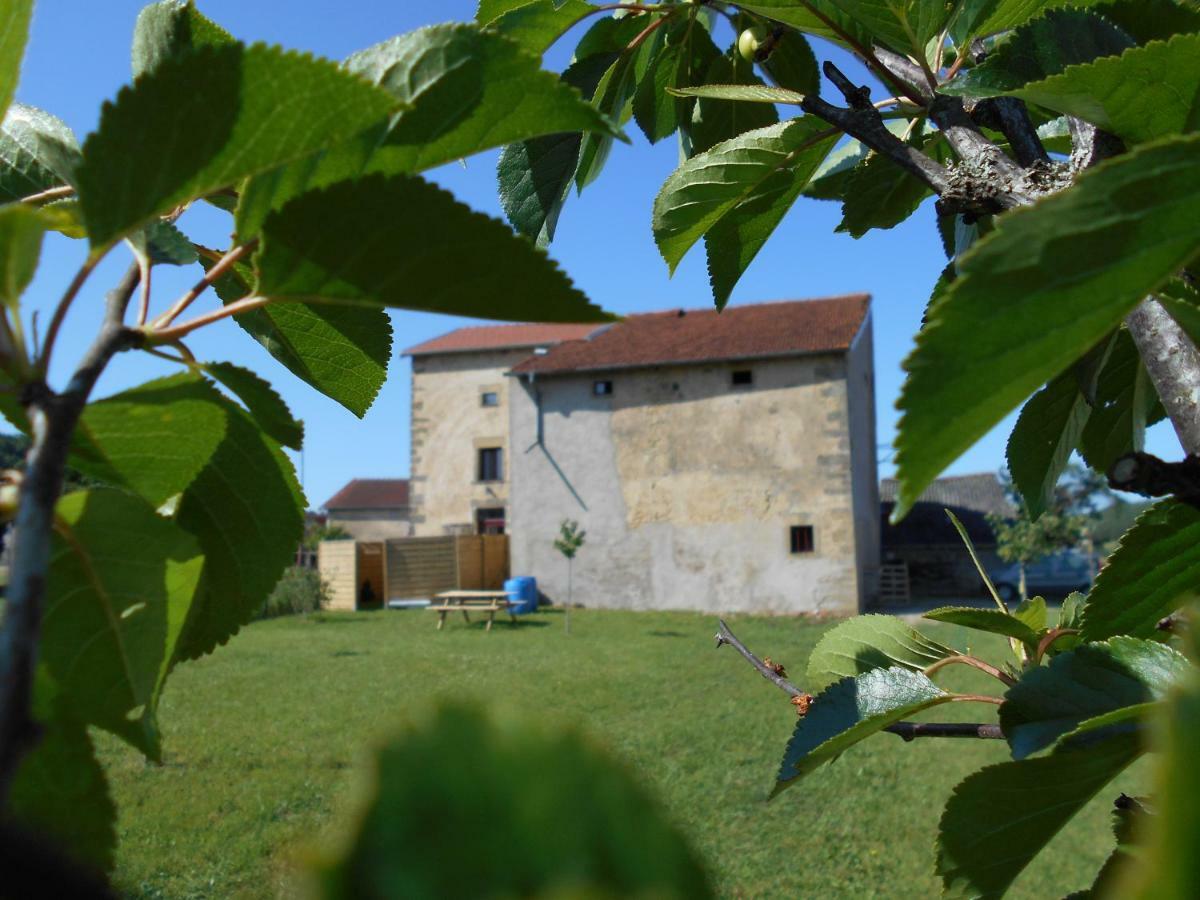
[0,0,32,123]
[1007,368,1091,520]
[43,488,204,759]
[1079,328,1163,473]
[945,508,1009,609]
[703,119,838,309]
[940,9,1134,99]
[634,42,685,144]
[654,116,837,274]
[923,606,1041,644]
[172,398,305,662]
[201,361,303,450]
[76,43,396,249]
[126,220,199,273]
[131,0,235,78]
[736,2,875,49]
[805,0,955,56]
[1013,594,1047,632]
[836,140,933,238]
[773,667,956,797]
[1007,33,1200,145]
[0,102,81,203]
[202,252,391,418]
[0,203,47,308]
[71,374,227,508]
[689,53,779,156]
[10,674,115,874]
[575,49,640,190]
[977,0,1113,34]
[892,133,1200,519]
[349,24,622,175]
[806,614,957,689]
[802,121,909,201]
[936,733,1141,899]
[1094,0,1200,45]
[1082,500,1200,641]
[669,84,806,104]
[762,29,819,96]
[255,174,613,324]
[476,0,596,55]
[1000,637,1188,758]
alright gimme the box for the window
[731,369,754,387]
[593,380,613,396]
[790,525,814,554]
[478,447,504,482]
[480,391,499,407]
[476,507,505,535]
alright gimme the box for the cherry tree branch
[153,241,257,329]
[714,619,1004,740]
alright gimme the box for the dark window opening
[478,447,504,482]
[480,391,499,407]
[593,380,613,396]
[731,369,754,387]
[476,507,505,535]
[790,525,814,554]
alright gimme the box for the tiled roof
[323,479,410,511]
[879,473,1015,518]
[403,323,603,356]
[509,295,870,375]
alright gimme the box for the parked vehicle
[988,549,1096,603]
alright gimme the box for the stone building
[322,478,413,540]
[404,296,879,615]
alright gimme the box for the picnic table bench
[427,590,516,632]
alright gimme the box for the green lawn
[99,609,1145,898]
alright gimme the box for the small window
[480,391,499,407]
[476,507,505,535]
[790,525,814,554]
[478,447,504,482]
[731,369,754,387]
[593,380,613,396]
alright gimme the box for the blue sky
[14,1,1177,508]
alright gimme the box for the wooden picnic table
[427,590,515,632]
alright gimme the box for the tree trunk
[564,558,572,635]
[1018,563,1027,603]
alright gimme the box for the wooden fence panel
[318,540,358,611]
[386,536,457,599]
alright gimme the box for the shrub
[259,567,331,619]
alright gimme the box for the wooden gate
[454,535,510,590]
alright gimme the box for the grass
[98,608,1146,898]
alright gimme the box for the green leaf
[977,0,1113,34]
[0,0,32,122]
[0,202,47,308]
[773,667,956,796]
[634,42,685,144]
[126,219,200,271]
[575,49,640,190]
[305,703,712,897]
[668,83,807,104]
[10,683,115,873]
[892,133,1200,518]
[1094,0,1200,45]
[349,24,621,174]
[76,43,396,248]
[1006,369,1091,520]
[761,29,819,97]
[801,120,911,201]
[736,2,875,49]
[688,53,779,155]
[0,102,82,203]
[130,0,235,78]
[1000,637,1188,758]
[945,508,1008,608]
[172,398,305,662]
[201,361,303,450]
[1079,328,1163,472]
[476,0,596,55]
[255,174,613,323]
[203,253,391,418]
[653,116,837,274]
[813,0,955,55]
[43,488,205,758]
[1008,33,1200,145]
[71,374,228,508]
[1013,594,1047,632]
[1081,500,1200,641]
[936,733,1141,899]
[923,606,1042,644]
[940,9,1134,98]
[836,134,935,238]
[806,614,957,688]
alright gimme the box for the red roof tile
[403,323,603,356]
[324,479,410,511]
[510,296,870,375]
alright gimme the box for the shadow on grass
[647,630,687,638]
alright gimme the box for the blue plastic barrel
[504,576,538,615]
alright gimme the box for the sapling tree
[477,0,1200,896]
[553,518,586,634]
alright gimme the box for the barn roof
[881,473,1015,549]
[403,323,602,356]
[323,479,410,511]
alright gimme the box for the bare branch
[1126,299,1200,457]
[148,295,272,343]
[1108,451,1200,507]
[153,241,257,329]
[923,653,1018,687]
[714,619,1004,741]
[0,264,142,803]
[970,97,1049,168]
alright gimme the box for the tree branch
[1108,451,1200,507]
[714,619,1004,741]
[1124,299,1200,457]
[970,97,1049,168]
[0,263,143,804]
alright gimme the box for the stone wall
[846,315,880,606]
[327,508,412,541]
[508,352,874,614]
